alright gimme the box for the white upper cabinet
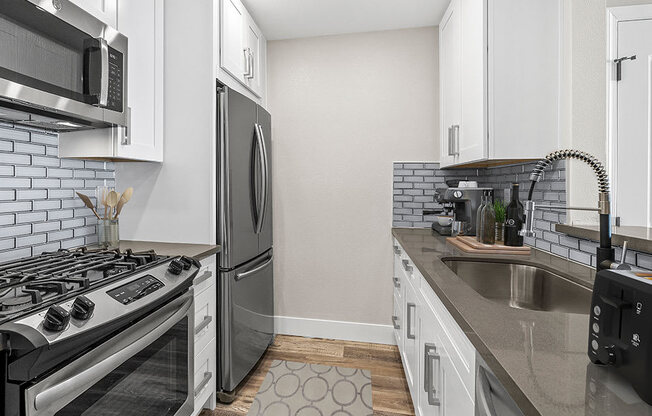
[221,0,246,80]
[220,0,266,98]
[59,0,164,162]
[69,0,118,28]
[439,0,561,168]
[114,0,164,162]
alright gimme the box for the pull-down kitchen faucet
[519,150,627,271]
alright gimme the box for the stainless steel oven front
[24,291,195,416]
[0,0,128,130]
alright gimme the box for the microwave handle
[31,292,193,414]
[98,38,109,107]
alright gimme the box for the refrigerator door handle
[255,123,269,234]
[253,123,266,234]
[235,256,273,281]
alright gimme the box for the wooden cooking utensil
[76,192,101,220]
[115,187,133,219]
[105,191,119,220]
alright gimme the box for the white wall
[267,27,438,325]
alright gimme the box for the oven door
[0,0,127,128]
[24,291,194,416]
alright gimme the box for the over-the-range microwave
[0,0,128,133]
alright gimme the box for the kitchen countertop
[108,240,220,261]
[392,227,652,416]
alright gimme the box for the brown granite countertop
[111,240,220,260]
[392,227,652,416]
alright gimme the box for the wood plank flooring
[201,335,415,416]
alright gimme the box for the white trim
[275,316,396,345]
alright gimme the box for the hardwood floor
[201,335,415,416]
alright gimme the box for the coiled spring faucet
[519,150,624,271]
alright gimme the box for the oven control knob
[71,296,95,320]
[168,259,184,275]
[43,305,71,332]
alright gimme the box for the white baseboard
[275,316,396,345]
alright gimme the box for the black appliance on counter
[0,248,200,416]
[588,268,652,405]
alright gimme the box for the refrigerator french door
[216,84,274,399]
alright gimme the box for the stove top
[0,248,169,325]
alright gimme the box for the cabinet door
[458,0,485,165]
[70,0,118,28]
[403,281,420,408]
[439,0,462,167]
[244,16,263,97]
[116,0,164,162]
[221,0,246,82]
[420,305,474,416]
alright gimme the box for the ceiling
[241,0,449,40]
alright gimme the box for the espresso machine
[441,187,493,236]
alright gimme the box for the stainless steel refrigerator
[216,84,274,401]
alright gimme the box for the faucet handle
[620,241,629,264]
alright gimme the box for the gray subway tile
[0,178,31,189]
[60,179,85,189]
[0,201,31,213]
[48,209,74,220]
[0,140,12,152]
[14,142,45,155]
[0,153,30,165]
[559,235,579,249]
[15,166,46,177]
[47,168,74,178]
[16,212,47,224]
[61,159,85,169]
[31,132,58,145]
[33,221,61,233]
[73,226,95,237]
[0,190,15,201]
[61,237,86,249]
[85,161,105,169]
[16,234,47,248]
[33,242,61,255]
[16,189,47,200]
[32,155,60,167]
[0,214,15,226]
[33,200,60,210]
[0,165,14,176]
[637,253,652,270]
[551,244,569,258]
[0,238,14,251]
[0,248,31,262]
[569,249,592,266]
[61,218,85,229]
[32,178,60,188]
[0,224,31,238]
[48,189,74,199]
[48,229,74,241]
[0,126,29,141]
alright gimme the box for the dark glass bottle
[504,183,524,246]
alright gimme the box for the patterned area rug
[247,360,373,415]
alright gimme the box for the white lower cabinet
[393,238,475,416]
[192,255,217,415]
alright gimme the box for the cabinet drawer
[194,283,216,355]
[194,255,217,295]
[420,280,475,398]
[194,338,216,413]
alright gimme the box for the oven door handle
[32,292,194,414]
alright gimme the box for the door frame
[606,5,652,225]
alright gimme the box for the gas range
[0,248,170,325]
[0,247,200,416]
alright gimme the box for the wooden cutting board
[446,236,531,255]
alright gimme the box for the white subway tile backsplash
[15,166,47,177]
[0,224,32,238]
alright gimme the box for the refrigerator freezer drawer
[219,252,274,392]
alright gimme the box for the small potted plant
[494,200,506,243]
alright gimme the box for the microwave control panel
[107,47,124,113]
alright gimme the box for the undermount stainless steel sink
[442,258,593,314]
